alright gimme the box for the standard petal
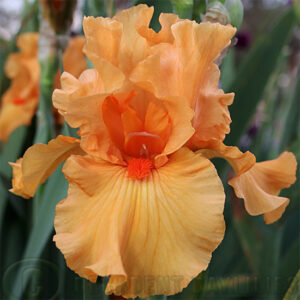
[131,21,236,142]
[54,147,225,298]
[138,13,179,46]
[9,135,84,199]
[229,152,297,224]
[113,4,153,76]
[83,5,154,91]
[83,16,125,92]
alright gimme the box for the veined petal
[54,147,225,298]
[9,135,84,199]
[229,152,297,224]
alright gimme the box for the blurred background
[0,0,299,299]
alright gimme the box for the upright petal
[131,21,236,142]
[9,135,84,199]
[138,13,179,46]
[113,4,153,76]
[229,152,297,224]
[83,16,125,92]
[83,5,154,91]
[54,148,225,298]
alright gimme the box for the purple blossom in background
[235,31,253,49]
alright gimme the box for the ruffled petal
[195,141,297,223]
[154,97,195,167]
[54,147,225,298]
[83,5,153,91]
[9,135,84,199]
[53,70,126,164]
[138,13,179,46]
[229,152,297,224]
[83,16,125,92]
[195,140,256,175]
[131,21,236,141]
[113,5,153,74]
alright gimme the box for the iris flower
[10,5,297,298]
[0,33,86,142]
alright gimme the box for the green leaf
[0,126,27,178]
[171,0,193,19]
[8,164,68,300]
[135,0,173,32]
[0,180,8,241]
[225,0,244,29]
[220,49,235,91]
[293,0,300,26]
[258,226,283,299]
[225,10,296,146]
[0,126,27,226]
[283,269,300,300]
[279,71,300,151]
[233,215,261,273]
[83,279,108,300]
[192,0,206,22]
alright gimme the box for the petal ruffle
[83,5,153,91]
[9,135,84,199]
[53,70,126,164]
[197,141,297,224]
[229,152,297,224]
[131,21,236,142]
[195,140,256,175]
[54,147,225,298]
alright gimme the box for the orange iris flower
[10,5,297,299]
[0,33,86,142]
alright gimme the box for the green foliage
[225,9,296,146]
[283,269,300,300]
[171,0,193,19]
[225,0,244,29]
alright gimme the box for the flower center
[13,98,26,105]
[127,158,153,180]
